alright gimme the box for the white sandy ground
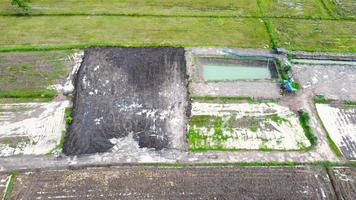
[293,64,356,101]
[0,101,70,156]
[316,104,356,160]
[109,133,173,162]
[191,102,310,150]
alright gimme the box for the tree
[11,0,31,13]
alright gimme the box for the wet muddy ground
[9,166,336,200]
[64,47,189,155]
[316,104,356,160]
[332,167,356,200]
[293,64,356,100]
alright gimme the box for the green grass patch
[299,111,317,147]
[3,171,18,200]
[274,58,290,80]
[188,115,230,151]
[64,107,73,125]
[268,114,289,124]
[0,51,72,93]
[0,89,57,99]
[0,98,53,103]
[321,0,356,18]
[0,16,270,51]
[271,19,356,52]
[313,95,331,104]
[0,0,260,17]
[292,81,301,90]
[262,19,278,49]
[259,0,331,18]
[346,100,356,105]
[250,127,258,132]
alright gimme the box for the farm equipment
[280,78,298,94]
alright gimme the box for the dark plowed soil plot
[10,166,336,200]
[332,167,356,200]
[64,47,189,155]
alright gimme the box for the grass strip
[140,160,348,168]
[262,19,278,49]
[0,0,260,17]
[318,0,337,18]
[313,96,332,104]
[299,112,317,147]
[0,89,57,99]
[191,96,279,104]
[191,96,253,103]
[3,171,18,200]
[346,101,356,105]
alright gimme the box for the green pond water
[203,64,271,81]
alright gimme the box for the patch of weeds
[287,54,296,60]
[299,111,317,147]
[260,139,272,152]
[313,95,331,104]
[0,89,57,99]
[346,101,356,106]
[347,161,356,167]
[64,107,73,125]
[268,114,288,124]
[188,115,232,151]
[274,59,290,80]
[3,171,18,200]
[188,127,207,150]
[189,115,218,128]
[0,98,52,103]
[250,127,258,132]
[292,82,301,90]
[191,96,279,104]
[212,117,229,141]
[297,141,307,150]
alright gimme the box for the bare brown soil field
[9,166,336,200]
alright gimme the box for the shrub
[11,0,31,13]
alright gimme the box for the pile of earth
[64,47,189,155]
